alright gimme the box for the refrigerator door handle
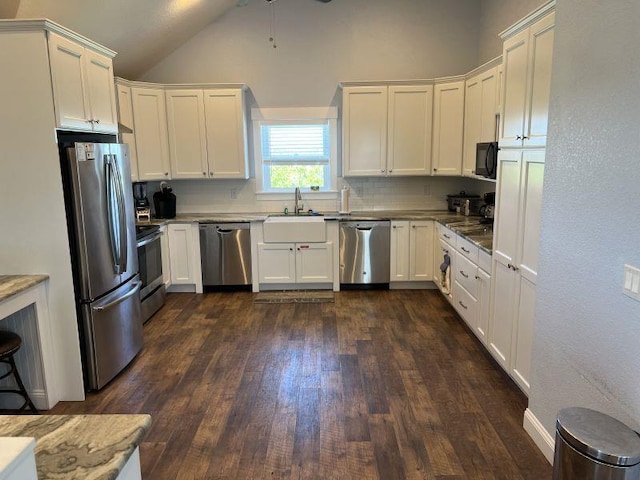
[105,156,121,274]
[91,281,141,312]
[112,154,128,274]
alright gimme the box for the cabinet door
[131,87,171,181]
[488,260,516,370]
[492,149,521,268]
[390,221,409,282]
[517,150,545,283]
[523,13,555,148]
[500,28,529,148]
[342,86,388,176]
[84,50,118,134]
[116,84,139,181]
[166,89,208,179]
[204,89,249,179]
[48,32,92,131]
[387,85,433,175]
[511,276,536,395]
[476,267,491,345]
[409,221,434,281]
[463,75,482,176]
[258,243,296,283]
[160,225,171,287]
[296,243,333,283]
[168,224,196,285]
[479,67,499,142]
[432,81,465,176]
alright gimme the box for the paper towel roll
[339,186,350,214]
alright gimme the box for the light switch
[623,264,640,301]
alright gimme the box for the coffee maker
[479,192,495,225]
[132,182,151,221]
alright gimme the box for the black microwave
[475,142,498,179]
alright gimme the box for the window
[253,107,338,194]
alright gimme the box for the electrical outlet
[623,264,640,301]
[423,184,432,196]
[230,188,237,200]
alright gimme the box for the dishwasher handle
[217,228,233,234]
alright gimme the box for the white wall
[478,0,544,64]
[0,30,85,402]
[529,0,640,437]
[151,177,495,215]
[140,0,481,107]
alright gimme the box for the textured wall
[478,0,545,64]
[140,0,481,107]
[530,0,640,436]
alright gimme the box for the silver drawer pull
[443,233,451,239]
[461,247,470,253]
[459,270,469,278]
[458,301,468,310]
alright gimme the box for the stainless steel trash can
[553,407,640,480]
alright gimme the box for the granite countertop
[0,414,151,480]
[138,209,494,253]
[0,275,49,303]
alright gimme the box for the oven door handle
[136,232,162,248]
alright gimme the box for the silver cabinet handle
[443,233,451,239]
[458,300,468,310]
[459,270,468,279]
[475,275,480,280]
[202,172,206,176]
[95,119,100,124]
[210,172,214,176]
[461,247,470,253]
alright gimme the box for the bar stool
[0,330,38,413]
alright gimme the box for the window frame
[252,107,338,199]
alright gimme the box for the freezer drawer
[200,223,252,286]
[81,275,144,390]
[340,221,390,284]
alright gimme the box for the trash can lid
[556,407,640,466]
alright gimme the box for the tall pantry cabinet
[489,2,555,395]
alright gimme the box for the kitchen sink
[263,215,326,242]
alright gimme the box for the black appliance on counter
[446,191,482,213]
[475,141,499,179]
[479,192,496,225]
[153,182,176,219]
[133,182,150,221]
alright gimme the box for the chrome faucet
[294,187,303,215]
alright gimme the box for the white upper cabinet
[463,65,500,176]
[342,84,433,176]
[387,85,433,176]
[48,32,117,134]
[342,86,388,176]
[166,89,208,179]
[115,83,138,181]
[204,89,249,179]
[432,80,465,176]
[131,86,171,181]
[499,11,555,148]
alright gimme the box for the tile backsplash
[145,176,495,214]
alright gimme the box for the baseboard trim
[523,408,555,464]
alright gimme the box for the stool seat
[0,331,22,358]
[0,330,38,414]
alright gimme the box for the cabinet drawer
[455,253,478,298]
[478,249,492,273]
[456,235,479,263]
[438,224,456,246]
[453,280,477,328]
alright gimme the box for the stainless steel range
[135,225,166,323]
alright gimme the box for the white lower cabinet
[476,268,491,345]
[511,275,536,394]
[160,225,171,288]
[488,260,515,371]
[258,242,333,284]
[167,223,202,292]
[390,221,433,282]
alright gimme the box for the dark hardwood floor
[51,290,552,479]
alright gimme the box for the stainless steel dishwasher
[200,223,252,287]
[339,221,390,285]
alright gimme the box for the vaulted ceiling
[1,0,240,78]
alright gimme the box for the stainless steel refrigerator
[60,136,143,390]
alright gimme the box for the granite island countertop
[138,209,494,253]
[0,414,151,480]
[0,275,49,303]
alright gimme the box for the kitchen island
[0,414,151,480]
